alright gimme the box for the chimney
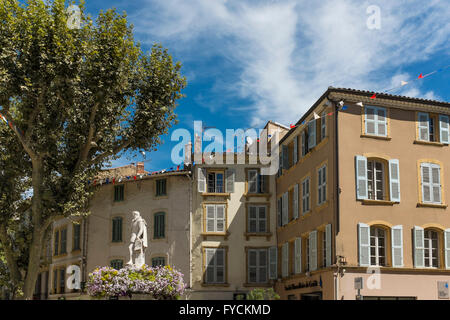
[136,162,145,175]
[184,142,192,165]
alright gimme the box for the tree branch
[89,139,131,166]
[0,223,23,286]
[1,110,37,159]
[75,102,99,171]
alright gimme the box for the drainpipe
[184,170,193,290]
[82,216,89,295]
[331,97,341,300]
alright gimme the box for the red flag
[112,178,115,184]
[177,165,180,171]
[370,94,376,99]
[290,124,295,129]
[418,73,423,79]
[133,176,136,180]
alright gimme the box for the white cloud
[130,0,450,126]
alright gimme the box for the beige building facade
[36,164,192,299]
[275,87,450,300]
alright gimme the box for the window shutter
[282,145,289,169]
[216,249,225,283]
[365,107,376,135]
[248,170,257,193]
[282,243,289,278]
[225,168,235,193]
[355,156,368,200]
[248,250,257,283]
[413,226,425,268]
[321,111,326,139]
[391,225,403,267]
[206,205,215,232]
[205,249,215,283]
[421,163,431,203]
[198,168,206,193]
[376,107,387,136]
[258,206,266,232]
[269,246,277,279]
[309,231,317,271]
[259,249,267,283]
[216,205,225,232]
[444,229,450,269]
[277,198,282,227]
[439,115,450,144]
[388,159,401,202]
[308,121,316,149]
[293,136,298,164]
[431,164,441,204]
[358,223,370,266]
[248,206,257,233]
[418,112,429,141]
[282,192,289,225]
[294,237,302,274]
[325,224,332,267]
[301,131,306,156]
[293,184,299,220]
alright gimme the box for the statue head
[132,210,140,220]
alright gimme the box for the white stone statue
[126,211,148,268]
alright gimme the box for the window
[355,156,401,202]
[305,238,310,272]
[154,212,165,239]
[420,162,442,204]
[367,160,385,200]
[155,179,167,196]
[248,205,267,233]
[152,257,166,267]
[54,230,59,256]
[317,165,327,205]
[114,185,124,202]
[112,217,123,242]
[207,172,224,193]
[365,106,387,136]
[110,259,123,270]
[370,227,386,266]
[302,177,310,214]
[418,113,450,143]
[72,223,81,251]
[424,230,439,268]
[301,131,308,157]
[205,204,226,233]
[204,248,226,284]
[248,249,268,283]
[247,169,267,194]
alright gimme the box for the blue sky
[81,0,450,172]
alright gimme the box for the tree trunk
[22,159,44,300]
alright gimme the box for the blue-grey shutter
[413,226,425,268]
[293,184,299,220]
[225,168,235,193]
[309,231,317,271]
[282,145,289,169]
[439,115,450,144]
[358,223,370,266]
[301,131,306,156]
[391,225,403,267]
[198,168,206,193]
[418,112,429,141]
[445,229,450,269]
[269,246,277,279]
[293,136,298,164]
[325,224,332,267]
[388,159,401,202]
[294,237,302,274]
[308,121,316,149]
[355,156,368,200]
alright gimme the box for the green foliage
[246,288,280,300]
[0,0,186,298]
